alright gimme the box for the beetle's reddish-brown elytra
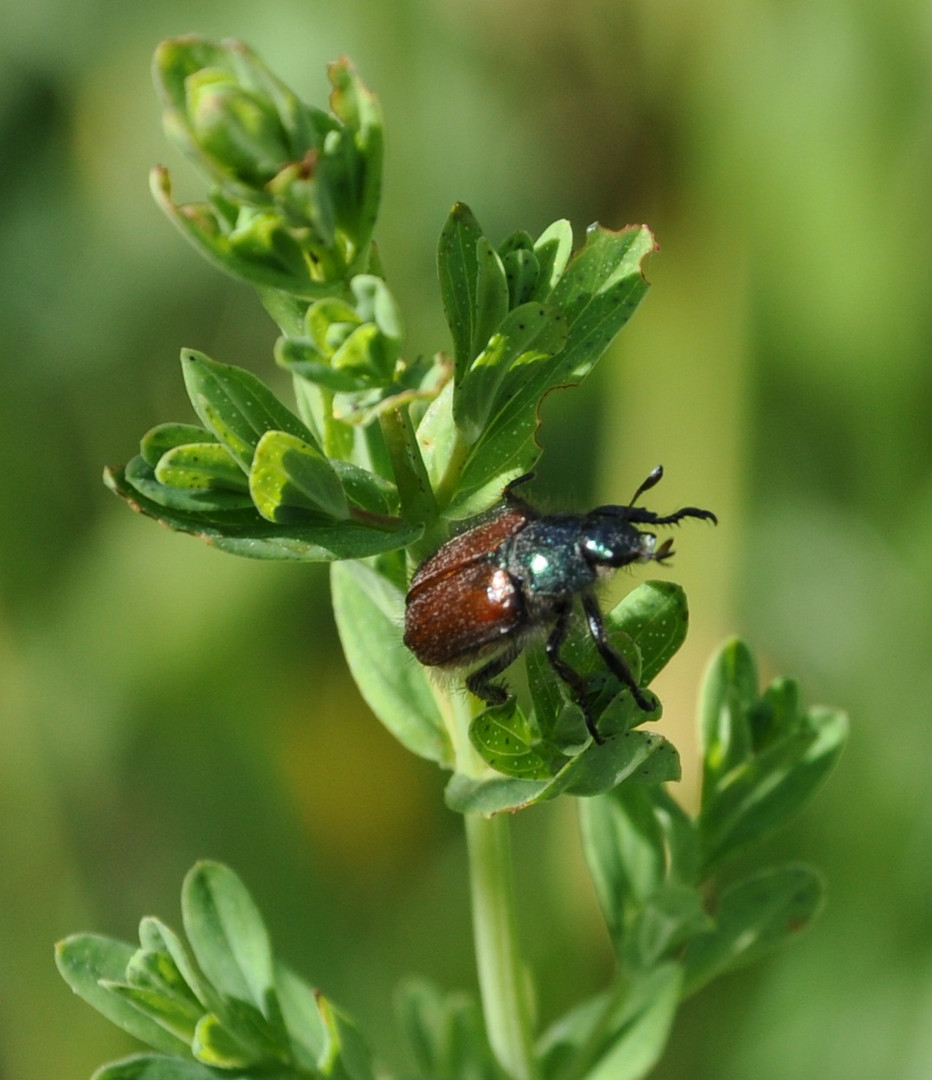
[403,467,716,743]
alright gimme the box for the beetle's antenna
[653,537,676,563]
[629,464,664,507]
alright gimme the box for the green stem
[464,811,538,1080]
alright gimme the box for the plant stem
[464,811,538,1080]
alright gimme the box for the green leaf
[249,430,350,522]
[750,676,803,753]
[444,225,656,516]
[444,772,552,815]
[699,638,758,799]
[180,863,282,1028]
[526,581,685,745]
[524,647,580,744]
[181,349,319,470]
[330,560,452,765]
[623,883,711,971]
[532,218,573,298]
[305,296,362,352]
[548,223,656,381]
[124,454,257,514]
[437,203,486,379]
[107,461,417,561]
[277,337,379,393]
[537,965,681,1080]
[583,966,682,1080]
[455,302,568,442]
[683,864,825,996]
[184,69,290,188]
[560,731,680,796]
[415,381,473,505]
[152,40,380,288]
[227,205,322,279]
[331,322,396,383]
[350,274,403,357]
[394,977,501,1080]
[274,962,329,1072]
[445,729,679,815]
[316,993,376,1080]
[698,640,848,871]
[154,37,331,195]
[499,235,540,308]
[91,1056,229,1080]
[332,459,399,517]
[497,229,534,258]
[606,581,689,686]
[55,936,191,1057]
[699,706,848,871]
[141,423,218,468]
[527,615,650,743]
[191,1009,283,1069]
[136,918,216,1014]
[469,702,557,779]
[579,784,667,947]
[154,443,250,493]
[125,945,202,1010]
[283,274,404,391]
[650,785,701,887]
[325,55,384,257]
[470,236,510,361]
[151,168,334,298]
[98,981,201,1044]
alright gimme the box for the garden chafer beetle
[403,466,716,743]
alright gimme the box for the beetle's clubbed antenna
[652,537,676,563]
[624,466,717,528]
[629,464,665,507]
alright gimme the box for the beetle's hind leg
[580,591,654,712]
[546,602,604,744]
[466,641,524,708]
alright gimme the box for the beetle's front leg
[545,602,604,744]
[627,505,718,527]
[580,591,654,712]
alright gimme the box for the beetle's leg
[580,591,654,712]
[545,602,604,744]
[502,471,536,507]
[627,506,718,527]
[466,641,524,706]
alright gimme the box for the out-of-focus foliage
[1,2,931,1080]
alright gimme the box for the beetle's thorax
[499,514,601,600]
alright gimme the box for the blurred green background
[2,1,931,1077]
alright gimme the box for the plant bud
[186,69,290,187]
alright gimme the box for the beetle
[403,466,716,744]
